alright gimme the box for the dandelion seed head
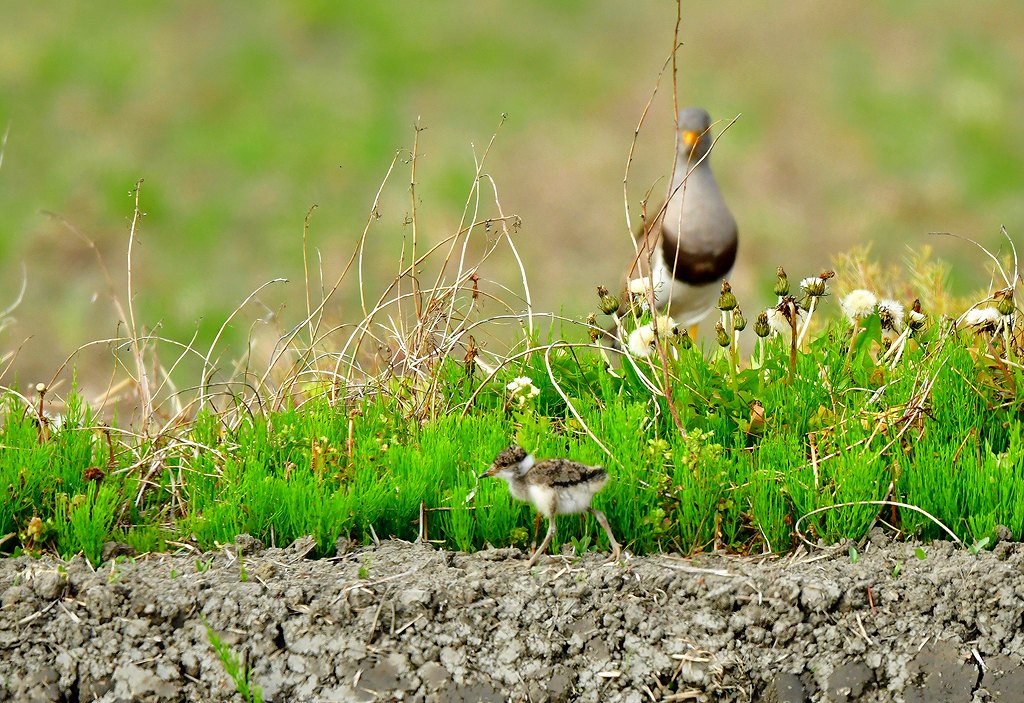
[961,306,1003,330]
[628,278,652,295]
[840,289,878,322]
[877,299,905,332]
[653,315,678,338]
[627,324,657,357]
[765,307,804,337]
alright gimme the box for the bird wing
[526,459,607,488]
[628,167,737,292]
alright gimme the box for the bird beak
[478,464,498,479]
[681,130,700,148]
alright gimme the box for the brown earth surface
[2,534,1024,702]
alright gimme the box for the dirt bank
[2,535,1024,702]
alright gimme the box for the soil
[2,534,1024,703]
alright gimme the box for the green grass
[3,267,1024,563]
[204,617,264,703]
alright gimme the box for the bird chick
[479,445,621,567]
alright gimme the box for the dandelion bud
[715,321,730,348]
[755,310,771,338]
[907,310,926,331]
[907,299,926,331]
[996,289,1016,317]
[733,307,747,332]
[774,266,790,297]
[597,285,620,316]
[35,382,47,395]
[717,281,737,311]
[586,312,600,343]
[678,329,693,350]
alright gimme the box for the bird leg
[688,324,699,341]
[528,518,556,568]
[590,508,621,563]
[531,513,542,551]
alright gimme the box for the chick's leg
[531,513,542,551]
[590,508,621,563]
[528,518,556,568]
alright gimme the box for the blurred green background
[2,2,1023,393]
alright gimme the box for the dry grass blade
[200,277,288,412]
[794,500,963,549]
[0,121,9,172]
[202,121,535,422]
[542,341,623,469]
[123,180,155,434]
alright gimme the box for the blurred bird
[621,107,738,339]
[479,445,621,567]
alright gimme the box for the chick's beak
[681,130,700,148]
[478,464,498,479]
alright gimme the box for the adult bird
[622,107,738,339]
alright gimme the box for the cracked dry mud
[2,535,1024,702]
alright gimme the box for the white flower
[506,376,531,392]
[765,307,805,337]
[877,299,905,332]
[627,324,657,357]
[506,376,540,402]
[960,306,1003,330]
[840,289,878,322]
[627,277,657,313]
[628,278,652,295]
[800,277,827,297]
[653,314,678,338]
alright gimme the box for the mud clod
[29,570,66,600]
[760,672,806,703]
[827,661,874,702]
[904,642,977,703]
[3,540,1024,701]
